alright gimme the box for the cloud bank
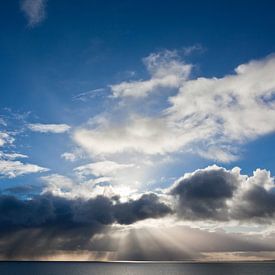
[1,165,275,259]
[40,165,275,223]
[0,192,171,258]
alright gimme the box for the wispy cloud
[61,152,77,162]
[0,118,6,126]
[0,132,14,147]
[0,120,49,178]
[0,151,28,160]
[72,88,106,102]
[20,0,47,27]
[110,50,192,98]
[0,159,48,178]
[28,123,71,133]
[74,161,135,178]
[181,44,205,56]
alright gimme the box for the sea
[0,262,275,275]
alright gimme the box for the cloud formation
[0,159,48,178]
[170,165,240,220]
[39,162,275,223]
[0,148,48,178]
[167,54,275,156]
[61,152,77,162]
[1,165,275,259]
[74,53,275,162]
[111,50,192,98]
[74,161,135,178]
[0,193,171,258]
[21,0,47,27]
[170,165,275,222]
[28,123,71,133]
[231,169,275,221]
[73,116,188,156]
[40,165,275,224]
[0,123,49,178]
[0,132,14,147]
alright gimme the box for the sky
[0,0,275,261]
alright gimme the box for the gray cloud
[1,165,275,259]
[0,193,171,258]
[114,193,172,225]
[170,166,275,223]
[233,186,275,220]
[0,193,171,231]
[170,166,240,220]
[231,169,275,221]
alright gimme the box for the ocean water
[0,262,275,275]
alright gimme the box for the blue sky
[0,0,275,261]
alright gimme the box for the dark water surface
[0,262,275,275]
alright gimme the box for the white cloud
[73,116,190,156]
[0,132,14,147]
[28,123,71,133]
[40,173,133,200]
[167,54,275,143]
[111,50,192,98]
[0,159,48,178]
[21,0,47,27]
[195,146,239,163]
[0,127,48,178]
[61,152,77,162]
[74,53,275,162]
[74,161,135,178]
[41,174,74,191]
[41,174,95,198]
[0,151,28,160]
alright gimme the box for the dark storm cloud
[170,166,239,220]
[231,181,275,221]
[0,193,171,231]
[0,165,275,259]
[170,166,275,223]
[114,193,172,224]
[0,193,171,258]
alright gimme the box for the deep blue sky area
[1,0,275,110]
